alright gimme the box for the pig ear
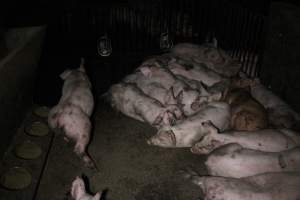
[199,82,209,95]
[153,115,163,127]
[163,111,176,126]
[165,87,176,104]
[140,66,152,77]
[176,90,184,104]
[92,192,101,200]
[60,69,72,80]
[78,57,86,72]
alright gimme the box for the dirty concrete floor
[35,100,207,200]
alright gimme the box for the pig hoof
[190,142,211,155]
[146,140,151,145]
[190,145,203,155]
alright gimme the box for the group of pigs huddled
[108,42,300,199]
[45,42,300,200]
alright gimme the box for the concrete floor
[34,100,206,200]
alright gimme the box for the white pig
[191,120,300,155]
[171,43,241,77]
[59,58,94,116]
[123,67,203,117]
[205,143,300,178]
[147,102,230,147]
[48,103,95,168]
[167,60,224,86]
[183,171,300,200]
[71,176,101,200]
[48,58,96,168]
[109,82,181,128]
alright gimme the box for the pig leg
[190,121,224,154]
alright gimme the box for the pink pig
[109,82,181,128]
[48,58,96,168]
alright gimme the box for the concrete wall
[0,26,45,158]
[261,2,300,113]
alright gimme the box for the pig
[205,143,300,178]
[170,43,241,77]
[167,60,223,86]
[147,102,230,147]
[123,72,179,107]
[223,88,268,131]
[250,79,300,130]
[123,67,204,117]
[71,176,101,200]
[191,120,300,155]
[183,171,300,200]
[59,58,94,117]
[48,58,96,168]
[108,82,181,128]
[48,104,96,168]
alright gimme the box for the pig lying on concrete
[170,43,241,78]
[205,143,300,178]
[147,102,230,147]
[223,88,268,131]
[191,121,300,154]
[250,79,300,130]
[109,82,181,128]
[59,58,94,116]
[71,176,101,200]
[167,60,223,86]
[124,66,203,117]
[183,171,300,200]
[48,58,96,168]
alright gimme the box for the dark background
[1,0,299,110]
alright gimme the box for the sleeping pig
[183,171,300,200]
[191,120,300,155]
[108,82,181,128]
[223,88,268,131]
[205,143,300,178]
[170,43,241,78]
[123,66,204,117]
[147,102,230,147]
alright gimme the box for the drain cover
[0,167,32,190]
[25,121,49,137]
[33,106,50,118]
[14,140,42,160]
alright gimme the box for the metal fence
[58,0,270,77]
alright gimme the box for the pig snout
[71,176,101,200]
[147,130,176,147]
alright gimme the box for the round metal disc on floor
[25,121,49,137]
[33,106,50,118]
[0,167,32,190]
[14,140,42,160]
